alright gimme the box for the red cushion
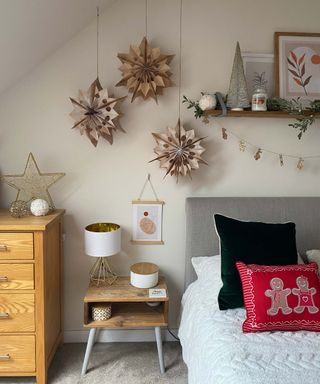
[236,262,320,332]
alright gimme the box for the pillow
[192,255,220,279]
[236,261,320,332]
[214,214,298,310]
[191,255,223,308]
[306,249,320,271]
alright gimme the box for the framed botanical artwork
[131,200,164,245]
[242,53,275,99]
[275,32,320,100]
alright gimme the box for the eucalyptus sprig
[288,116,315,140]
[268,97,320,139]
[182,95,204,118]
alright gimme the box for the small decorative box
[92,303,112,321]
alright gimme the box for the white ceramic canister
[130,262,159,288]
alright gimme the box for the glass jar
[252,87,267,111]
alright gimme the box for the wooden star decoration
[149,120,207,181]
[70,78,126,147]
[0,153,65,209]
[116,37,174,103]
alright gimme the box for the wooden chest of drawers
[0,210,64,384]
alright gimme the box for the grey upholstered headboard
[185,197,320,288]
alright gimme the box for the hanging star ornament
[70,78,126,147]
[149,120,207,181]
[116,37,174,103]
[0,153,65,209]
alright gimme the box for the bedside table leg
[155,326,165,374]
[81,328,97,375]
[95,328,101,343]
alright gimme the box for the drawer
[0,264,34,290]
[0,293,34,332]
[0,233,33,260]
[0,335,35,372]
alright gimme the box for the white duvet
[179,256,320,384]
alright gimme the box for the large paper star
[149,120,207,181]
[70,78,126,147]
[116,37,174,103]
[1,153,65,209]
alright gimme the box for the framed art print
[242,53,275,99]
[275,32,320,100]
[132,200,164,244]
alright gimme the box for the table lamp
[84,222,121,286]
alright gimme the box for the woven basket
[92,303,112,321]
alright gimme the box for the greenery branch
[267,98,320,139]
[182,95,204,118]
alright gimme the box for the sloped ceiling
[0,0,116,95]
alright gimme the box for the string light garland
[212,118,320,170]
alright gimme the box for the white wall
[1,0,320,340]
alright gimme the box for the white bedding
[179,256,320,384]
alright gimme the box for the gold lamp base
[89,257,117,286]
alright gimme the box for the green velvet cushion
[214,214,297,310]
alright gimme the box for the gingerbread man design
[292,275,319,314]
[265,277,292,315]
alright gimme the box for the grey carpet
[0,342,188,384]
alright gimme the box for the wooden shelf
[83,276,169,329]
[84,302,167,329]
[84,276,168,303]
[204,110,320,118]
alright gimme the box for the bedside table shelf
[81,276,169,376]
[84,302,167,328]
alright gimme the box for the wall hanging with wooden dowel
[131,174,164,245]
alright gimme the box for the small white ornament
[30,199,50,216]
[199,94,216,111]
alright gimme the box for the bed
[179,197,320,384]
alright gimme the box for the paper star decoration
[1,153,65,209]
[149,120,207,181]
[116,37,174,103]
[70,78,126,147]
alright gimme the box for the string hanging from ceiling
[96,6,100,79]
[150,0,207,181]
[69,6,126,147]
[145,0,148,39]
[116,0,174,103]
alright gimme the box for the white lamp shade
[85,223,121,257]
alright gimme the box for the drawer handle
[0,245,7,252]
[0,354,10,360]
[0,276,8,282]
[0,312,9,319]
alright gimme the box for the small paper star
[1,153,65,209]
[70,78,126,147]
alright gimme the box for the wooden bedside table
[81,276,169,375]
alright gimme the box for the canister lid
[130,262,159,275]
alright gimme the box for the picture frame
[242,53,275,99]
[274,32,320,100]
[131,200,164,245]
